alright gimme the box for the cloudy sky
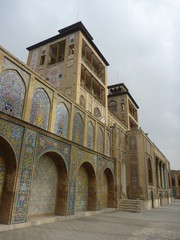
[0,0,179,169]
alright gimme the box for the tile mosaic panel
[130,164,139,199]
[13,129,37,223]
[97,156,102,209]
[34,80,53,102]
[101,172,108,208]
[46,62,64,89]
[106,132,111,157]
[0,70,26,119]
[97,127,104,154]
[72,113,83,145]
[0,119,24,165]
[94,107,101,118]
[0,156,5,206]
[68,146,97,215]
[2,57,30,87]
[54,102,69,138]
[102,158,114,175]
[75,165,89,211]
[78,149,97,171]
[86,121,94,150]
[36,134,70,171]
[129,135,137,151]
[30,88,50,130]
[74,107,85,120]
[68,156,76,215]
[57,96,71,112]
[29,154,57,216]
[30,49,39,70]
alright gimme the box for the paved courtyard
[0,200,180,240]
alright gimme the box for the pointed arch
[80,95,86,108]
[0,69,26,119]
[101,167,114,208]
[30,88,50,130]
[0,136,17,224]
[72,112,84,145]
[86,121,94,150]
[29,151,68,217]
[97,127,104,154]
[75,162,97,211]
[94,107,101,118]
[108,100,117,112]
[54,102,69,138]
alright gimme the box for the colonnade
[156,158,167,190]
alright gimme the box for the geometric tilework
[0,70,26,119]
[86,121,94,150]
[72,113,83,145]
[36,134,70,171]
[28,154,57,216]
[30,88,50,130]
[13,129,37,223]
[68,157,76,215]
[54,102,68,138]
[75,165,89,211]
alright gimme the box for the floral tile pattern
[0,70,26,119]
[30,88,50,130]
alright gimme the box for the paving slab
[0,201,180,240]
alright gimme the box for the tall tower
[108,83,139,130]
[26,22,109,123]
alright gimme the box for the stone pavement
[0,200,180,240]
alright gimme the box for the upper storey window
[48,40,65,65]
[82,40,105,84]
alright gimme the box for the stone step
[118,199,144,213]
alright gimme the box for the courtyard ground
[0,200,180,240]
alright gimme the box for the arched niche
[0,136,17,224]
[75,162,97,211]
[28,151,68,218]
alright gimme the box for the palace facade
[171,170,180,199]
[0,22,172,224]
